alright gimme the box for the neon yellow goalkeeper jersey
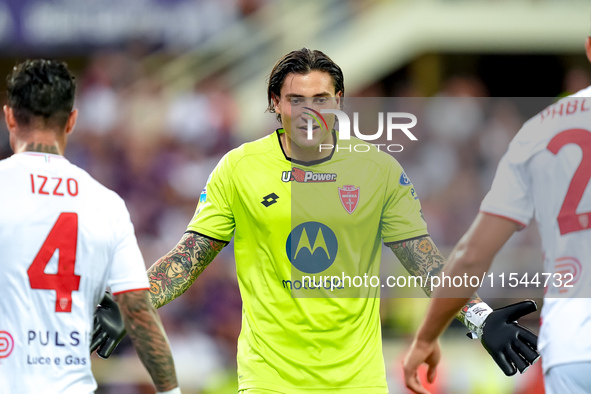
[187,129,427,393]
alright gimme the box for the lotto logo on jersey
[0,331,15,360]
[281,167,337,183]
[286,222,338,274]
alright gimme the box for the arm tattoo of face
[118,291,178,392]
[388,236,482,325]
[147,232,225,309]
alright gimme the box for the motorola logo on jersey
[286,222,338,274]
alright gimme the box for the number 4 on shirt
[27,212,81,312]
[547,128,591,235]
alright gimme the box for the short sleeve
[186,153,235,242]
[381,158,429,243]
[480,143,534,228]
[108,199,150,295]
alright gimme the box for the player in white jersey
[0,59,180,394]
[402,38,591,394]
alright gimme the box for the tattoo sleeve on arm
[388,235,482,326]
[147,232,226,309]
[388,236,445,297]
[117,290,178,392]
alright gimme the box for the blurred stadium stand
[1,0,589,392]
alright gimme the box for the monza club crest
[338,185,359,214]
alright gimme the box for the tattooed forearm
[147,232,225,309]
[25,142,60,154]
[389,236,445,297]
[457,295,483,328]
[388,235,482,325]
[117,291,178,392]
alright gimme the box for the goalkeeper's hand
[469,300,540,376]
[90,292,127,359]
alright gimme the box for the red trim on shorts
[479,210,528,229]
[112,287,150,296]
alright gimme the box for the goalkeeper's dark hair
[267,48,344,122]
[6,59,76,130]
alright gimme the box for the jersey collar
[15,152,67,163]
[275,128,336,166]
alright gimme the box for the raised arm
[147,231,226,309]
[387,235,482,326]
[116,290,179,393]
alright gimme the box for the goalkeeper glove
[90,292,127,359]
[465,300,540,376]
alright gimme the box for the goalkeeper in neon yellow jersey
[91,48,539,393]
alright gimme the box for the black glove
[480,300,540,376]
[90,292,127,359]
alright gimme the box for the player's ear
[335,91,343,107]
[64,109,78,136]
[585,37,591,64]
[272,93,281,115]
[3,105,17,133]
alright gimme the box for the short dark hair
[6,59,76,130]
[267,48,344,122]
